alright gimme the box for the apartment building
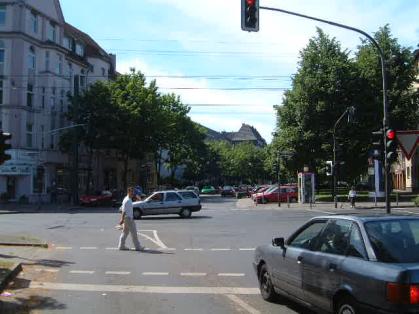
[0,0,117,202]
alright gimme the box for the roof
[201,123,267,146]
[64,23,111,61]
[311,214,419,223]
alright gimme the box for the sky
[60,0,419,143]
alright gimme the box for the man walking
[118,187,143,251]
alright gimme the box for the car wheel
[180,208,192,218]
[335,296,359,314]
[259,264,278,302]
[133,208,142,220]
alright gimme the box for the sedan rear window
[365,219,419,263]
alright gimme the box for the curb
[0,262,22,293]
[0,242,48,248]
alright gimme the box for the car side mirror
[272,237,285,249]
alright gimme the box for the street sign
[396,130,419,160]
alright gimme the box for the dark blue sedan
[254,215,419,314]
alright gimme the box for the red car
[79,190,114,206]
[251,185,271,200]
[254,185,298,204]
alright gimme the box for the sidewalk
[0,202,84,214]
[237,198,418,211]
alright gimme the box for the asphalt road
[1,196,417,314]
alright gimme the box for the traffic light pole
[259,5,390,213]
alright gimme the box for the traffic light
[386,129,398,164]
[241,0,259,32]
[371,129,383,160]
[326,160,333,176]
[0,131,12,165]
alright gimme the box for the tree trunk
[123,156,129,191]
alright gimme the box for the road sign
[396,130,419,160]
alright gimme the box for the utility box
[298,172,315,203]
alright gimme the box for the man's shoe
[118,246,129,251]
[135,246,145,251]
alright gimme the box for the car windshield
[365,219,419,263]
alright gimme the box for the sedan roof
[312,214,419,223]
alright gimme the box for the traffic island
[0,235,48,248]
[0,261,22,293]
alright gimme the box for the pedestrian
[118,187,144,251]
[348,186,357,208]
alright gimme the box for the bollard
[309,197,312,209]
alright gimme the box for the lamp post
[276,151,293,207]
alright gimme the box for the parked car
[79,190,114,206]
[251,185,271,200]
[185,186,200,195]
[132,190,201,219]
[254,215,419,314]
[221,186,235,197]
[200,185,217,194]
[253,185,297,203]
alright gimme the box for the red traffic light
[386,129,396,140]
[246,0,255,5]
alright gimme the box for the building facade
[0,0,124,202]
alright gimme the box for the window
[28,46,36,70]
[407,167,411,179]
[314,219,352,255]
[347,224,368,260]
[75,43,84,56]
[27,83,34,107]
[149,193,164,202]
[63,37,71,50]
[26,123,33,148]
[57,54,62,75]
[179,192,198,199]
[166,192,181,202]
[288,221,327,249]
[68,62,73,77]
[30,11,38,33]
[0,5,6,26]
[47,22,56,42]
[101,67,106,77]
[33,166,45,193]
[40,125,44,149]
[45,51,50,71]
[41,87,45,109]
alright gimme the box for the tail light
[387,283,419,304]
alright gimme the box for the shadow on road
[270,297,317,314]
[139,215,212,221]
[0,278,66,314]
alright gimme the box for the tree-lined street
[1,196,418,313]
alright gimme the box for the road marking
[211,248,231,251]
[239,248,255,251]
[138,229,168,249]
[162,248,176,251]
[142,272,169,276]
[180,272,207,277]
[80,247,97,250]
[55,246,72,250]
[35,268,59,273]
[105,271,130,275]
[69,270,95,274]
[218,273,245,277]
[29,281,260,295]
[226,294,261,314]
[184,248,203,251]
[105,247,118,250]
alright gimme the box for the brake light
[387,283,419,304]
[411,285,419,304]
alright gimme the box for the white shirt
[121,195,133,219]
[348,190,356,198]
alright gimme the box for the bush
[414,196,419,207]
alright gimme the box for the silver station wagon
[133,190,201,219]
[254,215,419,314]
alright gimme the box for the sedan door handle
[297,256,303,264]
[329,263,337,272]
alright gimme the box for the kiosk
[298,172,315,203]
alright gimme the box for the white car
[132,190,201,219]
